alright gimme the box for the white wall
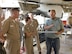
[38,4,63,18]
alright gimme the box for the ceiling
[27,0,72,12]
[0,0,72,12]
[18,0,72,17]
[39,0,72,12]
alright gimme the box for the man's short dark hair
[11,8,20,11]
[25,16,30,22]
[50,9,56,13]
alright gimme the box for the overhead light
[63,0,72,1]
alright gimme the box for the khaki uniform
[0,18,6,54]
[0,18,2,41]
[2,17,20,54]
[24,23,34,54]
[0,18,1,30]
[0,18,2,37]
[31,19,41,52]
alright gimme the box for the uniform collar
[9,17,16,23]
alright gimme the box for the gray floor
[22,35,72,54]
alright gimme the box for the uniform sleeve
[24,25,28,33]
[24,25,30,37]
[2,19,10,34]
[34,19,39,28]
